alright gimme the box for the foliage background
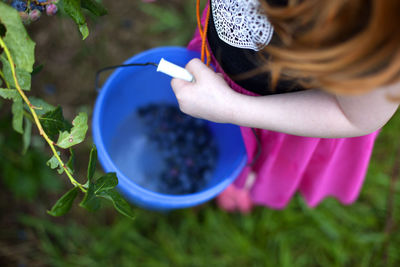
[1,0,399,266]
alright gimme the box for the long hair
[258,0,400,99]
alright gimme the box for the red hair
[258,0,400,100]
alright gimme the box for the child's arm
[171,58,400,138]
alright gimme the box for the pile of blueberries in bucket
[137,104,218,195]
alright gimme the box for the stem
[382,144,400,265]
[0,37,86,193]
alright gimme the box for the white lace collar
[211,0,274,51]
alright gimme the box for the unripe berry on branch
[46,4,58,16]
[29,9,41,22]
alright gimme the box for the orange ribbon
[196,0,211,66]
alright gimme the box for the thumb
[170,77,191,94]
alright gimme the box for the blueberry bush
[0,1,134,219]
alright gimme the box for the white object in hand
[156,58,194,82]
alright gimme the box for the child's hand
[170,58,239,123]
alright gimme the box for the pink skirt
[188,5,379,209]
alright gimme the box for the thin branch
[0,37,86,193]
[382,143,400,264]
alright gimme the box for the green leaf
[94,172,118,194]
[47,151,64,174]
[0,88,19,100]
[79,183,101,212]
[87,145,97,182]
[31,64,44,76]
[0,56,31,91]
[22,117,32,154]
[11,98,23,134]
[81,0,108,16]
[60,0,89,39]
[79,24,89,40]
[27,97,55,116]
[47,187,79,217]
[39,106,73,140]
[98,190,135,220]
[0,2,35,73]
[0,88,23,134]
[56,112,88,149]
[61,0,85,24]
[67,148,75,174]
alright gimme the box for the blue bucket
[92,46,247,210]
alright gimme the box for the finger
[171,77,191,93]
[185,58,211,79]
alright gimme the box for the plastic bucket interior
[92,46,247,210]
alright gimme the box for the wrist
[222,90,243,125]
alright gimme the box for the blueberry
[194,119,206,127]
[185,157,194,167]
[178,173,191,190]
[30,2,45,12]
[185,131,195,142]
[169,167,179,177]
[11,0,27,12]
[44,84,56,95]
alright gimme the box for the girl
[171,0,400,212]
